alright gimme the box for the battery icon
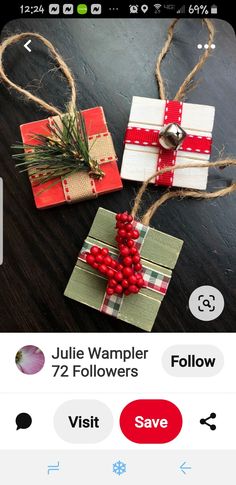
[211,4,218,14]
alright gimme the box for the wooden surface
[0,18,235,333]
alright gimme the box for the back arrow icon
[179,462,192,475]
[24,40,32,52]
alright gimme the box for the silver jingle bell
[159,123,187,150]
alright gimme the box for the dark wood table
[0,18,235,332]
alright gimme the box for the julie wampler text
[51,346,149,378]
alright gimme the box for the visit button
[120,399,182,444]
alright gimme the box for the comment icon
[16,413,32,430]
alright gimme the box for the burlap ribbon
[48,115,116,202]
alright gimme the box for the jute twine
[131,19,236,225]
[0,32,77,115]
[132,160,236,225]
[0,28,235,223]
[156,18,215,101]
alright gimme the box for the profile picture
[15,345,45,375]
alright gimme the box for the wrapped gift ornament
[121,97,215,190]
[121,19,216,190]
[20,107,122,209]
[64,207,183,332]
[0,32,122,209]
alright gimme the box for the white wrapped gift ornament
[121,97,215,190]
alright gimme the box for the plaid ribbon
[124,99,212,187]
[79,222,171,318]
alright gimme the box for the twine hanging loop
[0,32,77,115]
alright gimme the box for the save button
[120,399,182,444]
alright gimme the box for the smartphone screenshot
[0,1,235,483]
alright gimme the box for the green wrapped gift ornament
[64,208,183,331]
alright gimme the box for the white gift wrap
[121,97,215,190]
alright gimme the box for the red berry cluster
[85,212,144,296]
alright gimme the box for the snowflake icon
[113,460,127,476]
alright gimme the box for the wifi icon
[154,3,162,13]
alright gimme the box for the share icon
[200,412,216,431]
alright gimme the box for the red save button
[120,399,182,444]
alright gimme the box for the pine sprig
[12,110,104,184]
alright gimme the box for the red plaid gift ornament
[121,96,215,190]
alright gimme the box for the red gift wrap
[20,107,123,209]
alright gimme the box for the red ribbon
[124,100,212,186]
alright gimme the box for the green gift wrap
[64,208,183,331]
